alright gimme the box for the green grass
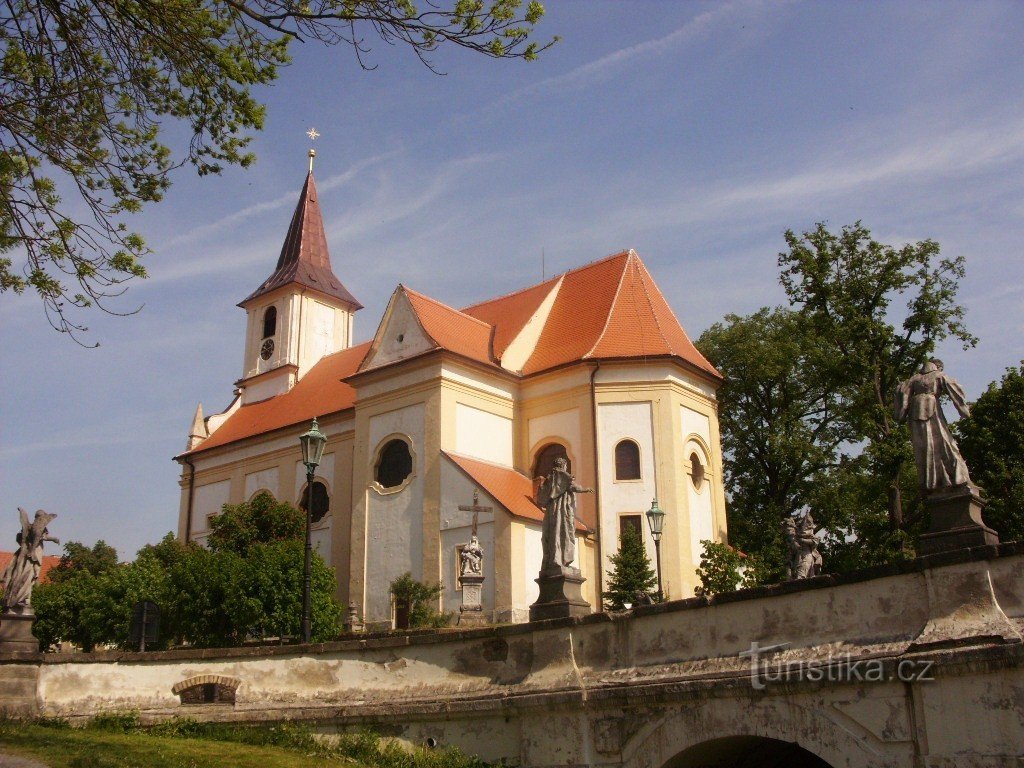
[0,715,491,768]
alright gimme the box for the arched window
[690,452,705,491]
[614,440,641,480]
[299,480,330,523]
[262,306,277,339]
[533,442,570,480]
[375,438,413,489]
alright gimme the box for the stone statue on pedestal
[538,457,592,574]
[457,534,486,626]
[895,359,973,492]
[1,508,58,613]
[782,513,822,580]
[895,360,999,554]
[1,508,58,653]
[459,534,483,577]
[530,457,593,621]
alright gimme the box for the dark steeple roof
[239,172,362,309]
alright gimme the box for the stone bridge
[2,545,1023,767]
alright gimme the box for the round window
[375,439,413,489]
[690,452,705,491]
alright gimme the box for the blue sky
[2,1,1023,559]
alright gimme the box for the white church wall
[441,363,516,400]
[191,480,231,542]
[311,526,331,564]
[597,362,717,399]
[528,408,582,466]
[454,404,513,467]
[365,403,426,624]
[244,467,280,499]
[521,524,543,609]
[363,290,435,371]
[680,405,712,447]
[597,401,657,578]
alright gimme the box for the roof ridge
[461,274,560,312]
[462,250,630,312]
[583,250,632,359]
[634,255,674,354]
[402,285,494,331]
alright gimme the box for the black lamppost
[646,497,666,601]
[299,417,327,643]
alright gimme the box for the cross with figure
[457,490,490,578]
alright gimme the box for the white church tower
[235,167,361,404]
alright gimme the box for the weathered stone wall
[3,544,1023,767]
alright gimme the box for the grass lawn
[0,723,367,768]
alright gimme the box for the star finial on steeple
[306,127,320,172]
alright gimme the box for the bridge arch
[662,736,833,768]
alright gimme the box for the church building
[175,167,728,626]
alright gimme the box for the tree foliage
[0,0,553,339]
[698,222,976,576]
[48,539,119,583]
[389,572,449,628]
[695,540,754,596]
[33,496,342,650]
[602,525,657,610]
[956,362,1024,543]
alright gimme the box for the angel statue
[895,359,973,492]
[1,508,59,614]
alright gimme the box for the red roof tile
[403,288,496,367]
[443,451,588,532]
[183,341,370,456]
[462,276,560,360]
[0,552,60,583]
[239,172,362,309]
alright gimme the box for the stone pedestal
[0,611,38,654]
[529,567,591,622]
[457,574,487,627]
[919,484,999,556]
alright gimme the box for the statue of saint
[1,508,59,613]
[537,457,592,572]
[782,513,822,580]
[459,534,483,577]
[895,359,972,492]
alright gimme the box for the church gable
[360,286,438,372]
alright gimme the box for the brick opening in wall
[172,674,240,706]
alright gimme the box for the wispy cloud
[162,151,398,250]
[487,0,777,112]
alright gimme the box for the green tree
[389,572,450,628]
[696,308,847,580]
[778,221,976,537]
[602,525,657,610]
[695,540,754,596]
[208,490,304,556]
[0,1,552,339]
[48,540,119,583]
[956,362,1024,543]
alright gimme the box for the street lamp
[299,416,327,643]
[645,497,666,601]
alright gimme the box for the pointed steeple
[187,403,208,450]
[239,171,362,309]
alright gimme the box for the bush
[389,573,451,629]
[695,540,756,595]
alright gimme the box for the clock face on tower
[260,338,275,360]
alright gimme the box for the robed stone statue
[537,457,592,573]
[1,508,59,614]
[782,513,822,580]
[895,359,972,492]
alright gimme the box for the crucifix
[456,489,491,626]
[458,488,492,535]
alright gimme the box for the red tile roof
[239,172,362,309]
[188,249,717,456]
[443,451,589,532]
[183,341,370,456]
[462,276,560,360]
[0,552,60,583]
[402,287,496,368]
